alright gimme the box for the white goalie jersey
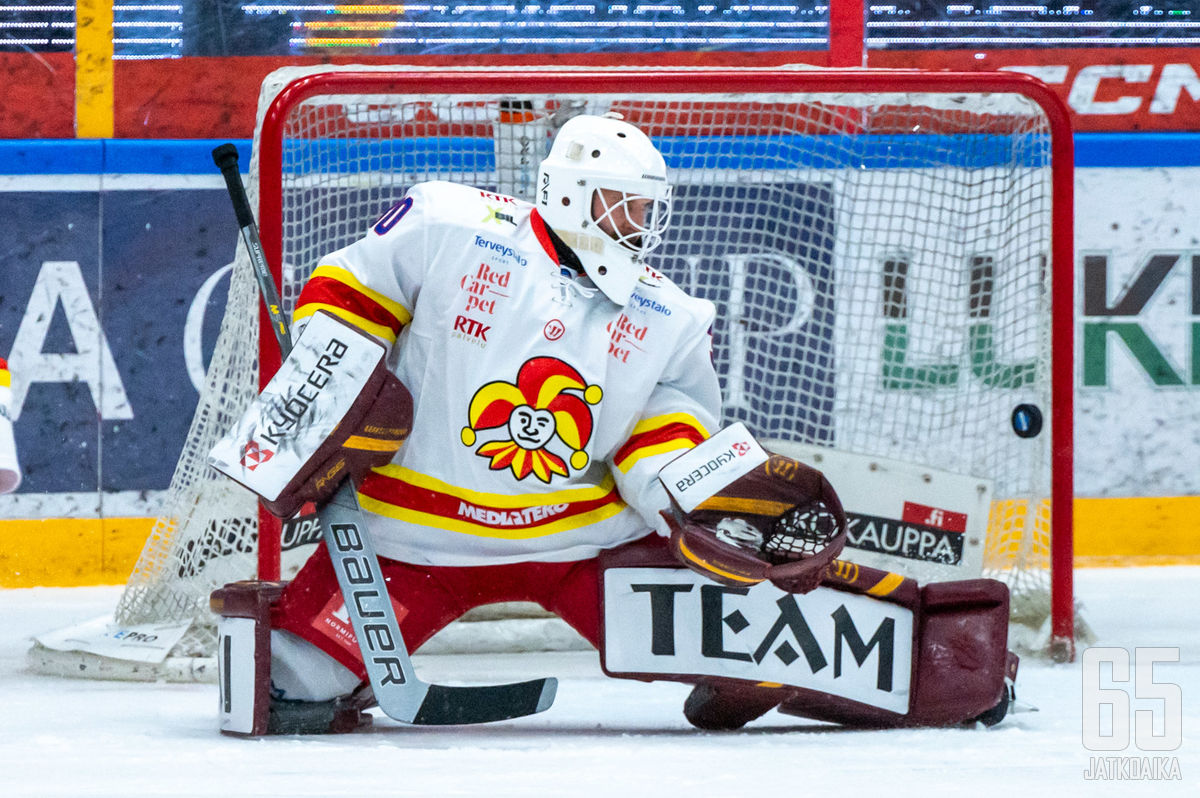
[293,181,721,566]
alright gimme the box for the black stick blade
[411,678,557,725]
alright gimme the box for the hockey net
[30,66,1078,680]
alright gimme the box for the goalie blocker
[209,311,413,519]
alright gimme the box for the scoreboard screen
[1,2,1194,57]
[869,1,1197,49]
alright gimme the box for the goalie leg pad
[599,542,1015,730]
[212,580,288,736]
[906,579,1014,726]
[776,578,1015,728]
[212,580,373,736]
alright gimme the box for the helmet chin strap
[550,227,639,305]
[553,227,607,257]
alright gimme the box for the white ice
[1,568,1196,797]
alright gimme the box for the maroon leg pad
[599,542,1014,729]
[212,580,377,736]
[211,580,289,736]
[778,577,1013,728]
[906,579,1011,726]
[211,580,289,618]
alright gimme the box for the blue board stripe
[0,134,1191,175]
[0,140,104,174]
[104,139,253,175]
[0,140,251,176]
[281,133,1053,172]
[1074,133,1200,168]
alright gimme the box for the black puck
[1012,404,1043,438]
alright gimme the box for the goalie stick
[211,143,557,725]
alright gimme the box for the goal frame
[252,67,1076,658]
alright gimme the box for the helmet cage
[589,180,672,260]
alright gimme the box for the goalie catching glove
[657,423,846,594]
[209,311,413,518]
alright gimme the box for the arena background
[0,1,1197,585]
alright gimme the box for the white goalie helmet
[536,114,672,304]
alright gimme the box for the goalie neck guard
[536,114,672,305]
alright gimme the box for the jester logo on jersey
[460,357,602,483]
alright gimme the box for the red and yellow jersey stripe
[357,464,627,539]
[294,264,412,344]
[0,358,9,389]
[612,413,709,474]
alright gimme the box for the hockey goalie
[209,114,1016,735]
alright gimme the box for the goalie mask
[537,114,672,305]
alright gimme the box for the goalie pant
[212,536,1012,734]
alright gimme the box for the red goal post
[252,68,1075,658]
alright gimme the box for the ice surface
[1,568,1196,797]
